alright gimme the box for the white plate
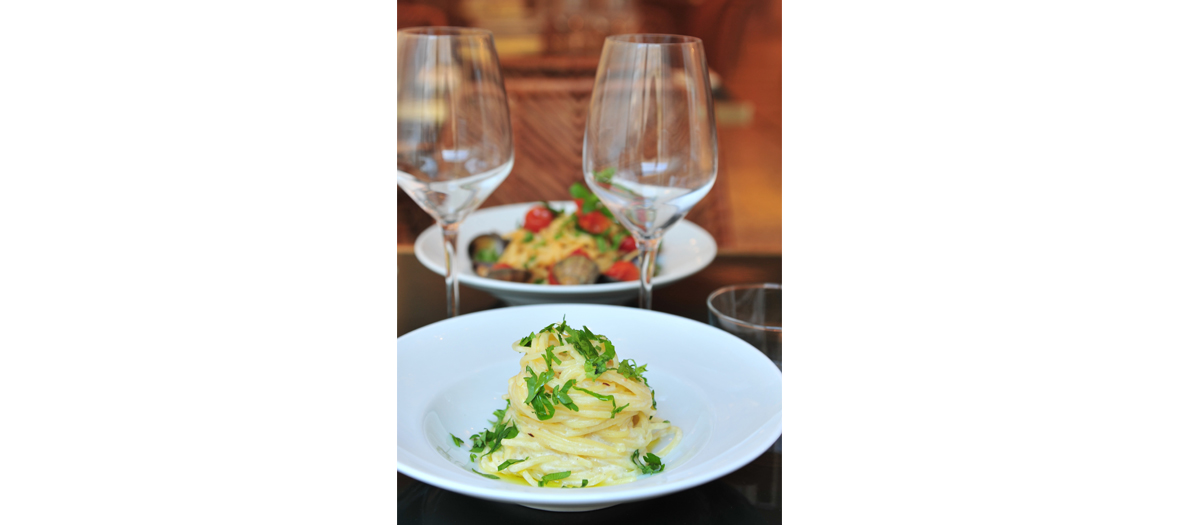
[413,202,717,305]
[396,304,782,512]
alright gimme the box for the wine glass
[583,34,718,309]
[397,27,514,318]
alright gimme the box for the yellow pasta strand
[473,327,680,487]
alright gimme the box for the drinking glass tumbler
[707,283,782,369]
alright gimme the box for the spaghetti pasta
[498,213,631,282]
[469,183,644,285]
[459,319,681,488]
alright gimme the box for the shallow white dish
[413,202,717,305]
[396,304,782,512]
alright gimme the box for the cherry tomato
[577,210,610,235]
[523,206,554,233]
[618,235,636,253]
[603,261,640,282]
[491,262,514,270]
[573,199,584,216]
[569,248,592,259]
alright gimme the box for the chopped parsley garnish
[472,468,500,480]
[562,325,615,380]
[474,247,499,263]
[572,386,624,418]
[450,434,464,447]
[491,399,509,423]
[469,453,476,462]
[552,379,579,412]
[631,450,666,475]
[523,231,534,243]
[581,479,589,487]
[535,319,566,345]
[610,403,630,418]
[615,359,654,408]
[523,366,552,404]
[569,182,615,219]
[593,167,616,185]
[539,201,563,218]
[497,457,529,471]
[523,366,557,420]
[468,399,518,457]
[615,359,648,382]
[519,332,537,347]
[537,471,572,487]
[543,345,562,371]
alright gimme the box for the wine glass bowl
[398,27,513,317]
[583,34,718,308]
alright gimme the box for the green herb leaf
[474,247,500,263]
[483,422,517,457]
[572,386,612,402]
[572,385,622,418]
[564,325,615,380]
[610,403,630,418]
[497,457,530,471]
[630,450,666,474]
[519,332,537,347]
[581,479,589,487]
[472,400,520,458]
[530,390,556,420]
[523,231,534,242]
[492,399,509,423]
[643,453,665,472]
[523,366,554,405]
[543,345,562,371]
[616,359,648,382]
[539,201,562,218]
[450,434,464,447]
[552,379,579,412]
[473,468,501,480]
[593,167,617,184]
[569,183,593,199]
[537,471,572,486]
[596,235,608,253]
[469,433,486,452]
[469,453,476,462]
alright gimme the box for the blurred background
[397,0,782,255]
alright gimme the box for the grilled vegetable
[469,234,508,277]
[487,263,529,283]
[550,254,600,285]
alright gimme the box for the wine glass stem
[636,237,660,310]
[441,222,461,318]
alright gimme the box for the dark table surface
[397,249,782,524]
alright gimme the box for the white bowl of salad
[413,186,717,306]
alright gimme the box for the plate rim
[396,304,782,508]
